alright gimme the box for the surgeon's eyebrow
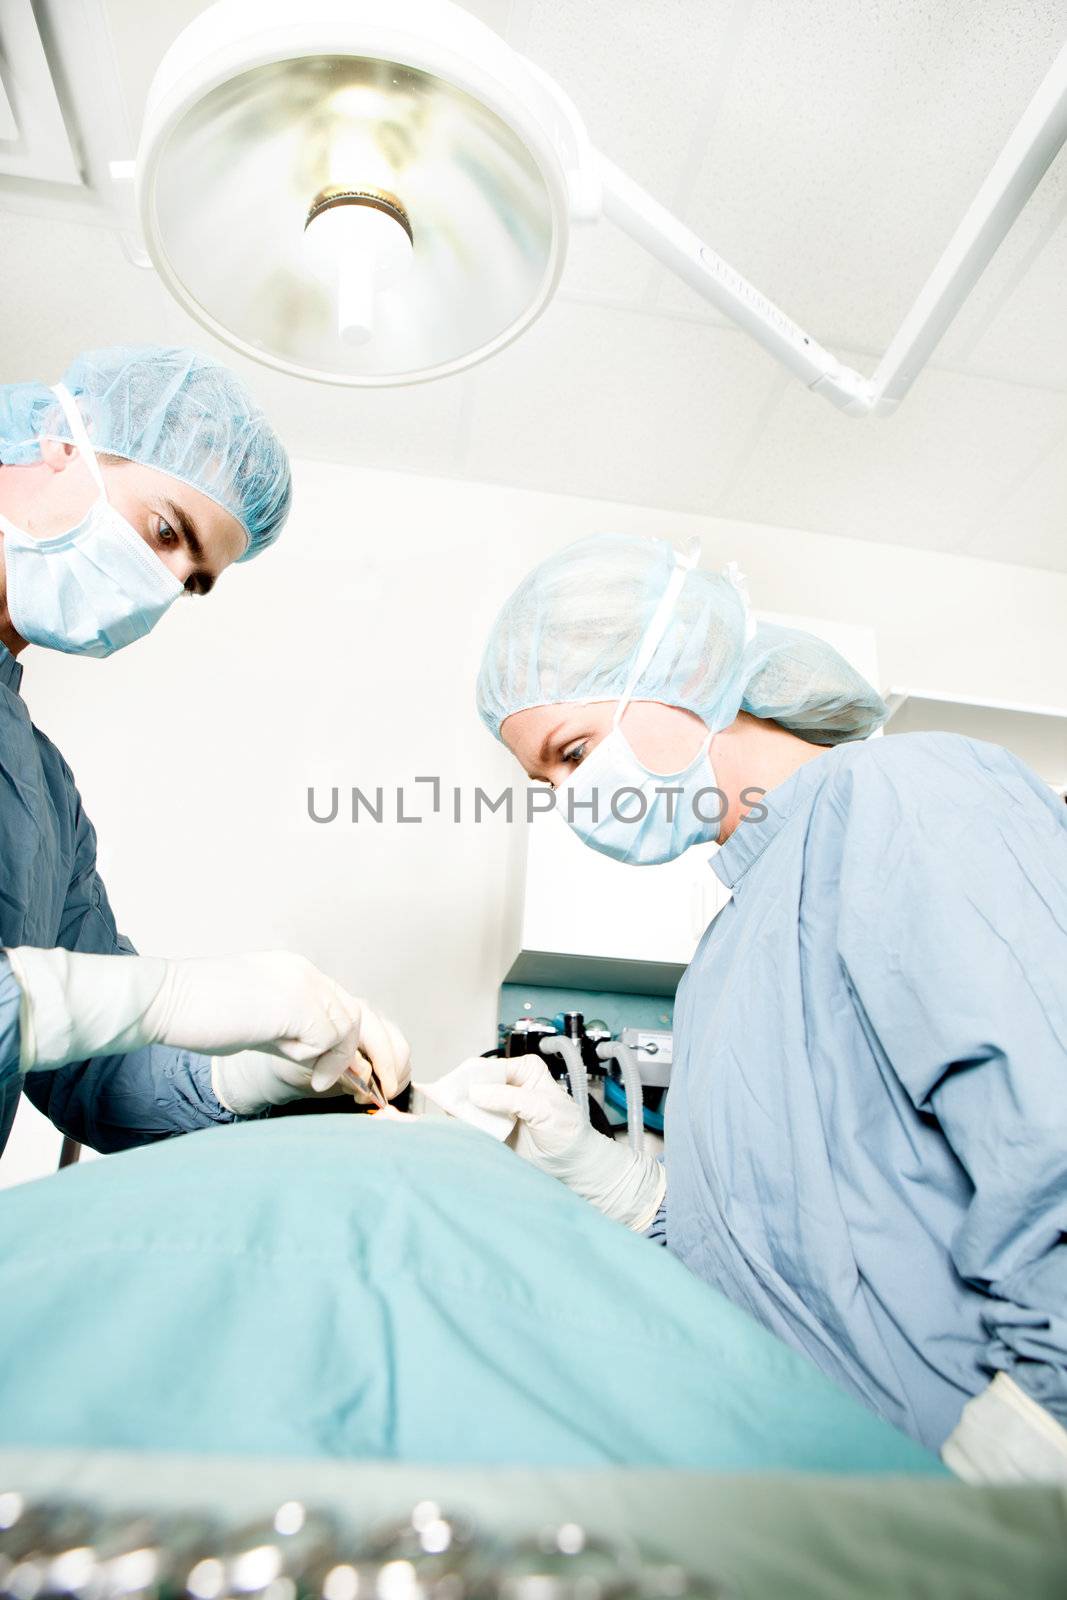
[537,722,567,773]
[162,499,203,563]
[162,498,215,594]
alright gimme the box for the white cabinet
[509,809,727,994]
[501,610,878,995]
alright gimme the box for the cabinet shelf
[505,948,687,998]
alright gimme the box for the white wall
[7,459,1067,1183]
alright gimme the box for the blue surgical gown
[0,642,237,1160]
[666,731,1067,1453]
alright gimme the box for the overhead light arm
[131,0,1067,407]
[597,37,1067,417]
[598,158,865,408]
[865,36,1067,413]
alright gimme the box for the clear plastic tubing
[596,1042,645,1155]
[541,1036,590,1128]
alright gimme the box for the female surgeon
[471,531,1067,1483]
[0,346,408,1163]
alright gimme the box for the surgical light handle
[597,36,1067,416]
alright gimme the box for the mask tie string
[50,384,107,500]
[612,538,702,731]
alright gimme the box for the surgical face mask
[560,714,722,866]
[0,384,183,658]
[558,543,734,866]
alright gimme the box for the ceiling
[2,0,1067,569]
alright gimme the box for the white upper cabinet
[518,808,727,984]
[502,611,879,995]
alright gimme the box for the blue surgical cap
[477,533,887,745]
[0,346,291,559]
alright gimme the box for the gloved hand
[942,1373,1067,1483]
[210,988,411,1116]
[469,1054,665,1231]
[4,947,410,1111]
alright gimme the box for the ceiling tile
[957,208,1067,393]
[965,429,1067,572]
[936,144,1067,371]
[657,1,1067,353]
[716,352,1067,553]
[558,217,661,303]
[242,365,473,479]
[0,211,197,365]
[458,0,514,34]
[521,1,739,202]
[102,0,211,139]
[462,298,782,509]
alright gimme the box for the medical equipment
[495,1015,613,1138]
[0,1494,736,1600]
[618,1030,673,1090]
[596,1032,673,1146]
[340,1063,387,1112]
[0,1497,336,1600]
[10,1463,1067,1600]
[503,1015,602,1081]
[501,1017,558,1059]
[0,1495,222,1600]
[124,0,1067,411]
[595,1043,647,1157]
[607,1029,673,1136]
[539,1036,590,1131]
[493,1014,668,1149]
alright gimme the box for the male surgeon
[0,346,409,1161]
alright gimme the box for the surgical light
[134,0,1067,412]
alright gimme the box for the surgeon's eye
[155,517,179,548]
[562,740,589,766]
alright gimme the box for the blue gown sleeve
[835,738,1067,1424]
[646,1199,669,1246]
[22,1045,237,1154]
[0,955,25,1156]
[19,773,238,1152]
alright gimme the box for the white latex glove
[413,1057,516,1139]
[4,947,410,1110]
[942,1373,1067,1483]
[469,1054,665,1231]
[211,989,411,1117]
